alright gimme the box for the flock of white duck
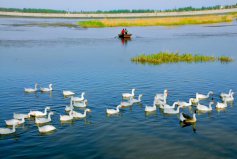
[0,83,235,135]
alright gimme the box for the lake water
[0,17,237,159]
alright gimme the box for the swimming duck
[60,110,73,121]
[130,94,143,104]
[35,112,54,124]
[197,102,213,111]
[72,109,91,118]
[106,105,121,115]
[164,106,181,114]
[216,100,227,109]
[5,117,25,126]
[220,89,232,98]
[13,112,30,120]
[155,89,168,101]
[40,84,53,92]
[162,101,179,109]
[29,107,50,117]
[65,97,74,111]
[177,98,193,107]
[73,100,88,108]
[0,124,16,135]
[63,90,75,96]
[145,101,156,112]
[120,97,133,107]
[222,92,234,102]
[38,125,56,133]
[72,92,85,102]
[179,111,197,123]
[24,83,38,93]
[196,91,213,100]
[122,88,135,99]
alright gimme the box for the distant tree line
[0,4,237,14]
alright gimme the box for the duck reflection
[180,122,197,133]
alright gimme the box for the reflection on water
[120,37,131,45]
[0,17,237,159]
[180,122,197,133]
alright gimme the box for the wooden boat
[118,34,132,38]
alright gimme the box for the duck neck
[49,85,52,90]
[21,117,25,123]
[132,89,135,95]
[48,113,52,120]
[176,106,180,113]
[81,93,84,99]
[138,95,141,101]
[44,108,48,115]
[12,124,16,132]
[193,113,196,121]
[116,105,121,111]
[34,84,37,90]
[209,103,213,110]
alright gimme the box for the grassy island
[78,14,236,28]
[131,52,233,65]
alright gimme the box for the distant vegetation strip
[131,52,233,65]
[0,4,237,13]
[78,14,234,27]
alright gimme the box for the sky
[0,0,237,11]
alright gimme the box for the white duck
[155,89,168,101]
[38,125,56,133]
[220,89,232,98]
[0,124,16,135]
[35,112,54,124]
[130,94,143,104]
[72,109,91,118]
[120,98,133,107]
[29,107,50,117]
[60,110,73,121]
[24,83,38,93]
[106,105,121,115]
[65,98,74,111]
[177,98,193,108]
[196,91,213,100]
[179,111,197,123]
[63,90,75,96]
[40,84,53,92]
[145,101,156,112]
[197,102,213,111]
[155,94,167,106]
[216,100,227,109]
[162,101,179,109]
[5,117,25,126]
[222,92,234,102]
[164,106,181,114]
[13,112,30,120]
[73,100,88,108]
[72,92,85,102]
[122,88,135,99]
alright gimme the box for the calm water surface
[0,17,237,159]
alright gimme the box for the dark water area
[0,17,237,159]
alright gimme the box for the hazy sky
[0,0,237,11]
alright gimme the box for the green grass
[131,52,233,65]
[77,21,105,28]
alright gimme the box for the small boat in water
[118,33,132,39]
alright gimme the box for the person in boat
[125,28,128,34]
[121,28,125,35]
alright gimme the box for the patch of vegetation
[77,15,234,28]
[77,21,105,28]
[131,52,233,65]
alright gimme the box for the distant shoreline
[1,8,237,18]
